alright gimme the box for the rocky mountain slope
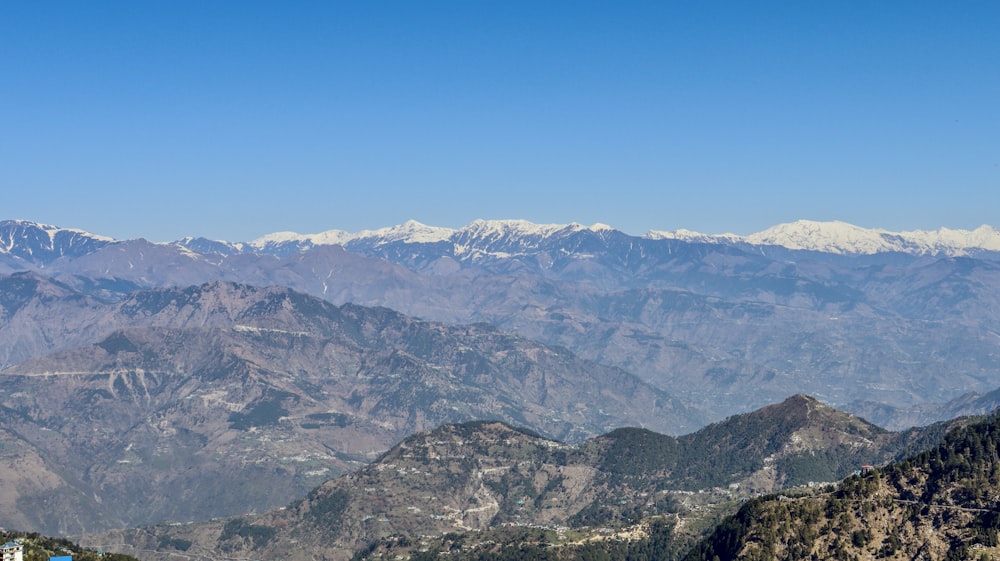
[93,396,963,561]
[0,279,693,535]
[345,411,1000,561]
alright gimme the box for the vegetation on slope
[685,412,1000,560]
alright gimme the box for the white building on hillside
[0,541,22,561]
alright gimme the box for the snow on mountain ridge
[0,219,117,259]
[747,220,896,254]
[899,225,1000,253]
[250,229,353,248]
[648,220,1000,255]
[244,219,1000,257]
[248,219,616,252]
[249,221,454,249]
[354,220,455,244]
[461,219,578,239]
[646,228,742,244]
[4,218,999,258]
[0,219,116,245]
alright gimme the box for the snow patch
[233,325,309,337]
[646,229,742,244]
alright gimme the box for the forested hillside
[686,413,1000,560]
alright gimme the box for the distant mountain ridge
[213,219,1000,258]
[650,219,1000,256]
[4,218,999,260]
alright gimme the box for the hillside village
[0,534,136,561]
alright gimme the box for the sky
[2,2,998,242]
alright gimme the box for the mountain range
[1,216,999,557]
[3,218,1000,429]
[5,218,1000,260]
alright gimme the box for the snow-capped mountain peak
[587,222,615,232]
[0,219,117,264]
[745,220,896,254]
[351,220,455,245]
[0,219,116,245]
[248,229,354,252]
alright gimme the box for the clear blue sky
[2,1,998,242]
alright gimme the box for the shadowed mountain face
[0,279,697,535]
[94,396,965,561]
[4,219,1000,427]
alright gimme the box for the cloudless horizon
[2,2,998,242]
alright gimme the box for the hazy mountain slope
[0,272,113,367]
[849,385,1000,432]
[0,426,112,533]
[0,281,696,534]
